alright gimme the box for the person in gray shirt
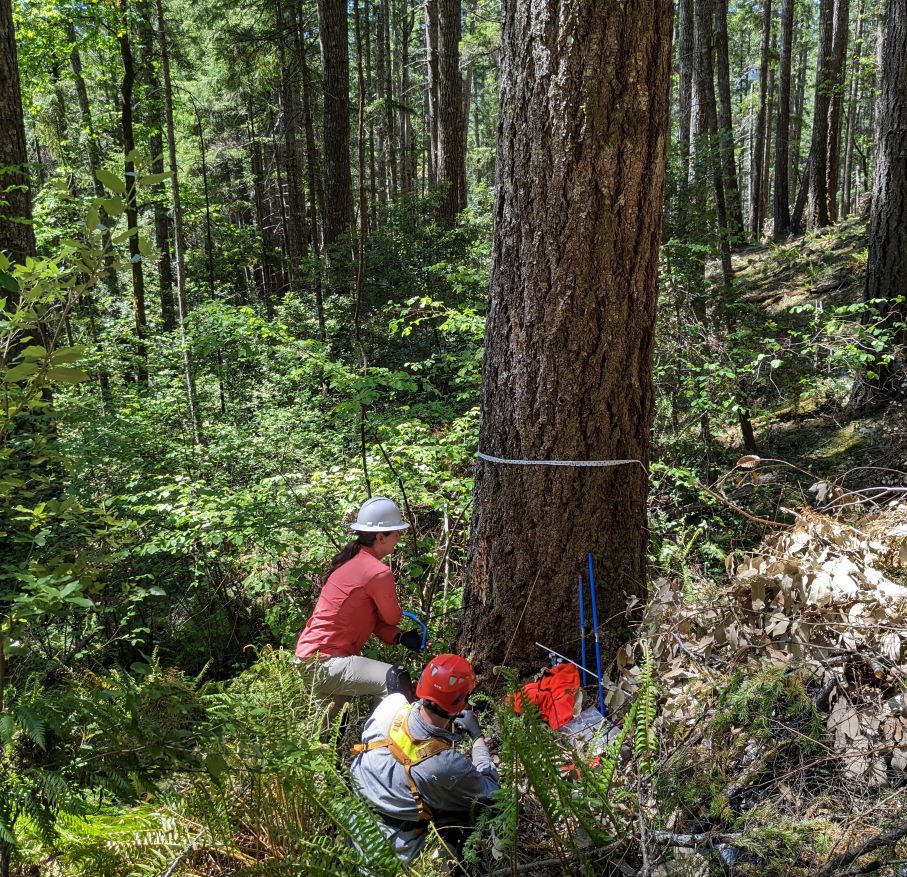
[350,653,499,869]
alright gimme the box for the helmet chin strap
[422,699,458,722]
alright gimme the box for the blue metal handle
[402,611,428,650]
[587,553,606,716]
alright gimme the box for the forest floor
[598,217,907,877]
[732,215,905,490]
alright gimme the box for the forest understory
[3,0,907,873]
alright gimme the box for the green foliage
[712,668,822,749]
[35,651,413,877]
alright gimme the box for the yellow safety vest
[351,704,452,821]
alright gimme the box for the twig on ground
[159,830,205,877]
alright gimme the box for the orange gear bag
[509,662,581,730]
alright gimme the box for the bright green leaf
[46,367,89,383]
[137,171,171,187]
[0,272,20,293]
[3,362,38,382]
[96,169,126,194]
[102,197,124,217]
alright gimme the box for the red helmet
[416,654,476,716]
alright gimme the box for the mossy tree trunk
[458,0,672,676]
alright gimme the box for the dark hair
[323,532,378,584]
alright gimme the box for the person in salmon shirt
[296,496,426,717]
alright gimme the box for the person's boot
[386,665,415,701]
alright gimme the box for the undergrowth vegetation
[2,156,905,875]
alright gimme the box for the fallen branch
[816,821,907,877]
[650,830,743,848]
[697,482,790,529]
[839,858,907,877]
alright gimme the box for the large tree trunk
[714,0,745,242]
[774,0,794,238]
[849,0,907,411]
[750,0,772,237]
[318,0,354,247]
[436,0,466,220]
[0,0,36,336]
[808,0,834,228]
[458,0,672,676]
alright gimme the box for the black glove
[396,629,424,652]
[453,709,482,741]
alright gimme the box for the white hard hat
[350,496,410,532]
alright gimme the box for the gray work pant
[317,655,392,721]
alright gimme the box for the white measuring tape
[478,451,645,470]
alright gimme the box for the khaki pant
[317,655,392,721]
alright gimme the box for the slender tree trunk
[150,126,176,328]
[318,0,354,247]
[118,0,148,384]
[437,0,466,219]
[66,21,124,305]
[842,0,865,216]
[135,11,176,329]
[270,104,291,291]
[352,0,370,234]
[155,0,203,444]
[692,0,733,297]
[248,104,277,319]
[808,0,834,228]
[276,0,308,277]
[848,0,907,411]
[826,0,851,222]
[774,0,794,238]
[459,0,672,675]
[714,0,745,241]
[677,0,694,258]
[375,0,389,203]
[424,0,440,185]
[750,0,772,237]
[363,0,377,220]
[300,39,326,251]
[760,34,776,227]
[383,0,397,197]
[790,23,808,194]
[299,45,327,339]
[398,1,415,194]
